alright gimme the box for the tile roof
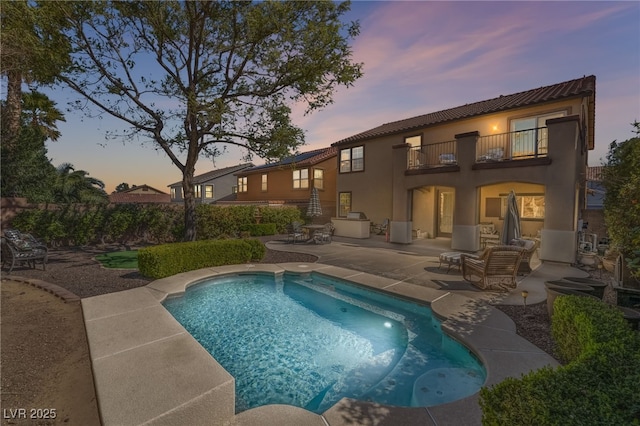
[586,166,604,181]
[168,163,253,187]
[333,75,596,146]
[239,147,337,174]
[109,193,171,204]
[120,184,167,195]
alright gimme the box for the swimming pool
[163,272,486,414]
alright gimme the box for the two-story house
[332,75,596,264]
[168,163,253,204]
[234,147,337,221]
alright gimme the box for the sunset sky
[38,1,640,194]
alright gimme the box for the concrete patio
[82,236,589,425]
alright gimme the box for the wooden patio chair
[508,238,539,274]
[461,246,523,291]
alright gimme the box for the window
[340,146,364,173]
[405,135,421,147]
[501,193,545,220]
[204,185,214,199]
[261,174,268,191]
[237,177,247,193]
[292,168,309,189]
[510,111,566,157]
[339,192,352,217]
[313,169,324,189]
[194,185,201,199]
[170,187,177,199]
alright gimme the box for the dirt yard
[1,280,101,426]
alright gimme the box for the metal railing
[408,140,457,169]
[476,127,548,162]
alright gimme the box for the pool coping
[82,263,559,426]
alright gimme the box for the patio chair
[509,238,539,274]
[286,221,305,244]
[461,245,523,291]
[372,218,389,235]
[1,236,48,274]
[313,223,335,244]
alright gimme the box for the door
[438,190,454,237]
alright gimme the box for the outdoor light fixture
[521,290,529,312]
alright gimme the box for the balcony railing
[476,127,548,162]
[408,140,457,170]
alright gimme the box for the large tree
[0,91,63,201]
[50,1,363,240]
[0,1,71,149]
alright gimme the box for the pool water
[163,273,485,414]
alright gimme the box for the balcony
[407,140,457,170]
[476,127,548,162]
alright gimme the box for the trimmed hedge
[138,239,266,279]
[480,295,640,425]
[10,204,301,246]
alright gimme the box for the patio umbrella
[501,190,521,244]
[306,187,322,223]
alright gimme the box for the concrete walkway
[82,236,589,426]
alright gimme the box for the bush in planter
[480,295,640,425]
[138,238,266,279]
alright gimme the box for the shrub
[138,238,266,279]
[239,223,277,236]
[480,295,640,425]
[551,295,631,363]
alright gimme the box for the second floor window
[313,169,324,189]
[340,146,364,173]
[293,169,309,189]
[237,177,247,193]
[261,174,268,191]
[510,111,566,157]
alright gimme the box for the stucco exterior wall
[336,95,591,262]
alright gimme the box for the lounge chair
[1,235,48,274]
[461,245,523,291]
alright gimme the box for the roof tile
[333,75,595,145]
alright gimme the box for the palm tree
[21,91,66,141]
[54,163,108,205]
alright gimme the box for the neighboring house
[586,166,605,209]
[233,147,337,221]
[583,165,607,242]
[332,75,596,264]
[109,185,171,204]
[168,163,253,204]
